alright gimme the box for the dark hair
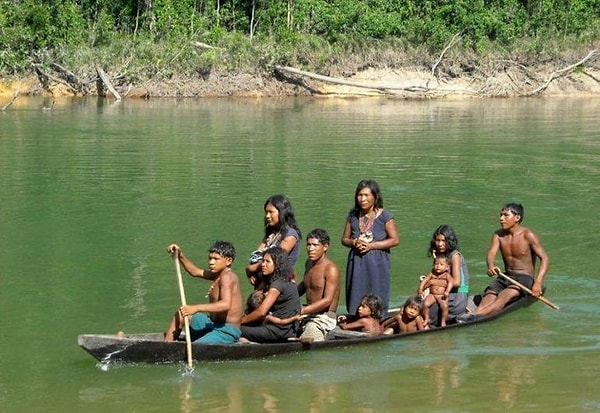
[246,290,265,314]
[350,180,384,217]
[403,295,424,313]
[428,225,459,258]
[502,203,524,223]
[264,194,302,239]
[359,293,384,321]
[433,255,450,265]
[262,246,294,282]
[209,240,236,261]
[306,228,330,245]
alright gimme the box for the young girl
[382,295,427,335]
[337,293,384,335]
[427,225,470,322]
[246,194,302,287]
[418,255,453,327]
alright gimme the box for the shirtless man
[465,203,549,319]
[268,229,341,341]
[296,228,341,341]
[164,241,244,343]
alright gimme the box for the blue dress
[345,209,394,315]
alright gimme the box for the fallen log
[96,66,122,100]
[33,63,79,94]
[274,65,476,96]
[50,63,87,94]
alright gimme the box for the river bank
[1,51,599,101]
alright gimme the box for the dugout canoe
[78,293,538,364]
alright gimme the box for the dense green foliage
[1,0,599,76]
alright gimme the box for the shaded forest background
[1,0,599,97]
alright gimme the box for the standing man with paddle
[164,241,244,344]
[461,203,550,320]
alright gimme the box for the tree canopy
[1,0,599,75]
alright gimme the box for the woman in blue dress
[341,180,399,315]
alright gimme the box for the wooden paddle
[174,250,193,367]
[497,271,560,310]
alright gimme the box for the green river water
[0,96,598,412]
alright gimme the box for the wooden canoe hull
[78,294,538,364]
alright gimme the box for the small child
[337,293,384,335]
[245,290,266,314]
[382,295,427,334]
[418,255,453,327]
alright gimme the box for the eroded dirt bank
[1,52,599,101]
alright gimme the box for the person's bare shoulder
[221,269,240,285]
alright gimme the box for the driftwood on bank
[50,63,88,94]
[274,65,476,97]
[1,90,19,111]
[96,66,122,100]
[431,32,462,80]
[275,48,599,98]
[524,49,599,96]
[33,63,80,95]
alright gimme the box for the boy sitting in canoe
[164,241,244,343]
[337,293,384,335]
[459,203,550,321]
[382,295,427,334]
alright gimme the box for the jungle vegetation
[1,0,599,81]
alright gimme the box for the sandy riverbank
[1,57,599,100]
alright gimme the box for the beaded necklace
[358,209,380,243]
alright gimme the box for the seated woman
[240,246,301,343]
[426,225,470,325]
[246,194,302,288]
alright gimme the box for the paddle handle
[497,272,560,310]
[174,251,194,367]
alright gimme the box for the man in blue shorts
[165,241,244,343]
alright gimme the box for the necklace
[358,209,378,243]
[265,231,282,248]
[205,271,224,298]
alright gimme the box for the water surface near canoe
[1,96,598,412]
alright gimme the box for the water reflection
[425,356,464,406]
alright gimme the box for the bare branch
[524,50,599,96]
[431,32,462,79]
[1,89,20,111]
